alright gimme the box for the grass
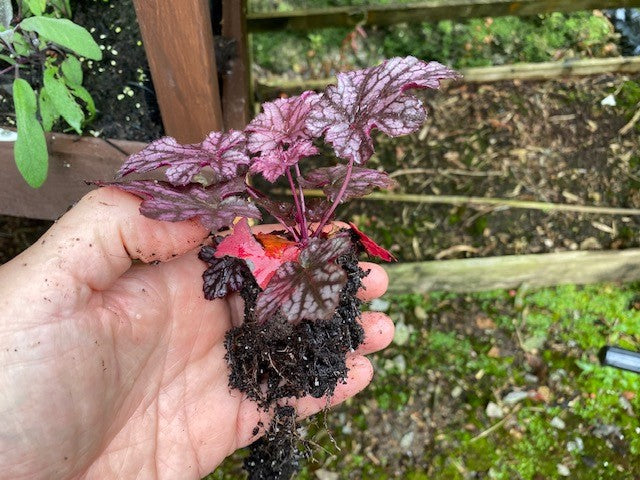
[209,282,640,479]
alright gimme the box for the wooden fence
[3,0,640,292]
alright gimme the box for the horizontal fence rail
[257,56,640,99]
[247,0,640,32]
[385,248,640,293]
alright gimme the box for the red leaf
[254,234,352,324]
[307,56,458,164]
[349,222,396,262]
[214,218,299,288]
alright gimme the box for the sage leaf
[43,66,84,133]
[0,0,13,27]
[22,0,45,16]
[61,55,82,86]
[38,87,59,132]
[20,16,102,60]
[69,84,95,121]
[13,78,48,188]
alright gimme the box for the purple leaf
[117,130,249,185]
[246,91,320,182]
[254,197,297,226]
[199,246,249,299]
[101,180,260,231]
[246,91,319,153]
[249,140,318,182]
[306,56,458,164]
[303,165,396,202]
[254,234,352,324]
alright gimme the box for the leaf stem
[246,183,300,241]
[294,164,309,240]
[286,167,307,242]
[313,158,354,237]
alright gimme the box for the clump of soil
[221,249,366,479]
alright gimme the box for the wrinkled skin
[0,188,394,480]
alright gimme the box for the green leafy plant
[0,0,101,187]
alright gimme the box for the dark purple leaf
[101,180,260,231]
[303,165,396,202]
[246,91,319,153]
[306,56,458,164]
[199,246,249,299]
[117,130,249,185]
[254,234,352,324]
[248,140,318,182]
[254,197,297,226]
[305,198,332,223]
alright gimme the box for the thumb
[19,187,209,291]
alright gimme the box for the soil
[222,249,366,479]
[341,73,640,262]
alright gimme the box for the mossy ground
[209,282,640,479]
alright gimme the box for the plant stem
[246,183,300,241]
[294,164,309,240]
[286,167,307,242]
[312,158,354,237]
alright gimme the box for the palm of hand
[0,188,391,480]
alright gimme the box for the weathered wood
[132,0,223,143]
[0,133,145,220]
[247,0,640,32]
[385,249,640,293]
[222,0,251,130]
[278,189,640,216]
[256,56,640,99]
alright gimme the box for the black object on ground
[598,345,640,374]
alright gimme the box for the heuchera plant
[104,56,457,479]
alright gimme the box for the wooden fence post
[222,0,251,130]
[132,0,223,143]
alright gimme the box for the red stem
[286,167,308,242]
[312,158,354,237]
[246,183,300,241]
[294,164,309,240]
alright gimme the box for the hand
[0,187,394,479]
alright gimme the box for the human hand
[0,187,394,479]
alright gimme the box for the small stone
[486,402,504,419]
[487,346,501,358]
[393,322,412,346]
[524,374,539,384]
[393,354,407,373]
[601,94,616,106]
[400,431,415,450]
[567,437,584,453]
[580,237,602,250]
[451,385,463,398]
[557,464,570,476]
[315,469,339,480]
[475,314,496,329]
[414,305,427,320]
[503,390,529,405]
[369,298,390,312]
[550,416,566,430]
